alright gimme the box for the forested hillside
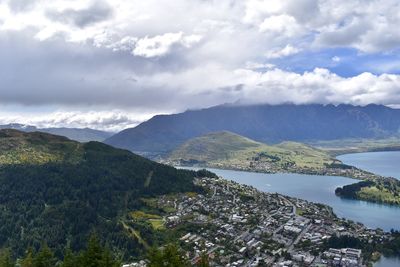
[0,130,201,259]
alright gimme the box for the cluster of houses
[322,248,362,266]
[123,177,390,267]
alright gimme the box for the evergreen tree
[20,248,34,267]
[33,244,56,267]
[61,248,77,267]
[82,234,104,267]
[0,249,15,267]
[148,244,189,267]
[78,233,119,267]
[99,247,119,267]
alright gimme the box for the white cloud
[259,15,302,37]
[245,61,275,70]
[0,109,155,132]
[132,32,202,58]
[265,44,300,59]
[0,0,399,129]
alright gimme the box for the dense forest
[0,130,209,260]
[335,178,400,205]
[0,236,211,267]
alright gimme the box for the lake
[182,151,400,265]
[337,151,400,179]
[338,151,400,266]
[373,256,400,267]
[193,168,400,232]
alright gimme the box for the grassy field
[309,137,400,156]
[357,185,400,205]
[130,211,166,230]
[167,131,338,170]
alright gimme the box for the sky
[0,0,400,131]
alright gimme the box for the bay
[338,151,400,179]
[183,167,400,231]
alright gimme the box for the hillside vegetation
[166,131,339,172]
[0,130,204,259]
[0,124,113,142]
[336,179,400,205]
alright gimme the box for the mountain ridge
[0,123,113,142]
[105,103,400,154]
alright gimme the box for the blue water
[195,168,400,232]
[338,151,400,179]
[337,151,400,266]
[182,151,400,265]
[374,256,400,267]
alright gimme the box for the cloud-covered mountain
[105,103,400,154]
[0,123,112,142]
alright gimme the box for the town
[125,176,391,267]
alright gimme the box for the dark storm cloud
[46,1,113,28]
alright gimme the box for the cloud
[0,0,399,129]
[132,32,202,58]
[46,0,113,28]
[0,109,153,132]
[7,0,37,13]
[259,15,302,37]
[265,45,300,59]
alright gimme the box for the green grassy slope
[0,129,203,259]
[167,131,338,171]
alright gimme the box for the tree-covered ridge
[0,129,83,164]
[0,130,203,259]
[336,178,400,205]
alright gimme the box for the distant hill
[0,129,203,258]
[0,123,113,142]
[165,131,338,171]
[104,104,400,155]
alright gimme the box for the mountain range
[105,103,400,155]
[0,123,113,142]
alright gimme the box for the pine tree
[0,249,15,267]
[99,247,119,267]
[148,244,189,267]
[33,244,56,267]
[20,248,34,267]
[61,248,77,267]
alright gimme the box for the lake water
[337,151,400,179]
[194,168,400,232]
[182,151,400,265]
[373,256,400,267]
[338,151,400,266]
